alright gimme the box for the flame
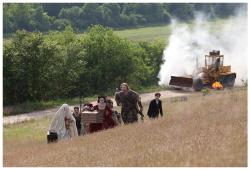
[212,81,223,89]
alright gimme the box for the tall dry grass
[3,88,247,167]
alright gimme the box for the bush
[3,25,165,106]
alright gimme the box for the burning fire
[212,81,223,89]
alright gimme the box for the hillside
[114,25,171,42]
[4,18,226,45]
[4,3,245,34]
[3,87,247,167]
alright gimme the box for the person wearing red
[103,99,115,129]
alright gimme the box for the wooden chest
[81,111,104,124]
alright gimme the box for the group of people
[47,82,163,143]
[85,96,122,134]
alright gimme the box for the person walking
[147,93,163,119]
[115,83,143,124]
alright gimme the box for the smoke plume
[158,8,248,86]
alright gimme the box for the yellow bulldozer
[169,50,236,91]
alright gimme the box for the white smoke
[158,8,248,86]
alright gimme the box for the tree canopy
[3,25,165,105]
[3,3,245,34]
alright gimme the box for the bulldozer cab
[205,50,224,69]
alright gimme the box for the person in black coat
[147,93,163,118]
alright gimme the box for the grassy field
[3,18,226,45]
[114,18,226,42]
[3,87,247,167]
[114,25,171,43]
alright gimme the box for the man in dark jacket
[147,93,163,118]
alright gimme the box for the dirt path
[3,90,193,125]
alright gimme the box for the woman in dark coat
[147,93,163,118]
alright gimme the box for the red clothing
[89,123,103,133]
[88,105,104,133]
[102,107,115,129]
[89,105,115,133]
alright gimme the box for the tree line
[3,3,245,34]
[3,25,165,105]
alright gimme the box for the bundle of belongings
[47,131,58,143]
[82,103,94,111]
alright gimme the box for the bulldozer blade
[169,76,193,87]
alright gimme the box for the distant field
[3,19,227,45]
[114,25,171,43]
[3,87,247,167]
[114,18,225,43]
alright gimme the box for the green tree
[3,30,64,104]
[58,6,83,31]
[167,3,194,21]
[45,26,87,97]
[80,4,100,28]
[126,40,165,88]
[138,40,165,84]
[213,3,241,18]
[82,25,135,93]
[33,6,53,31]
[4,25,166,105]
[3,3,246,34]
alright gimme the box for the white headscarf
[49,104,78,139]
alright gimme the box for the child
[147,93,163,119]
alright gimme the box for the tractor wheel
[193,78,203,91]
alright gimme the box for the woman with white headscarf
[48,104,78,141]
